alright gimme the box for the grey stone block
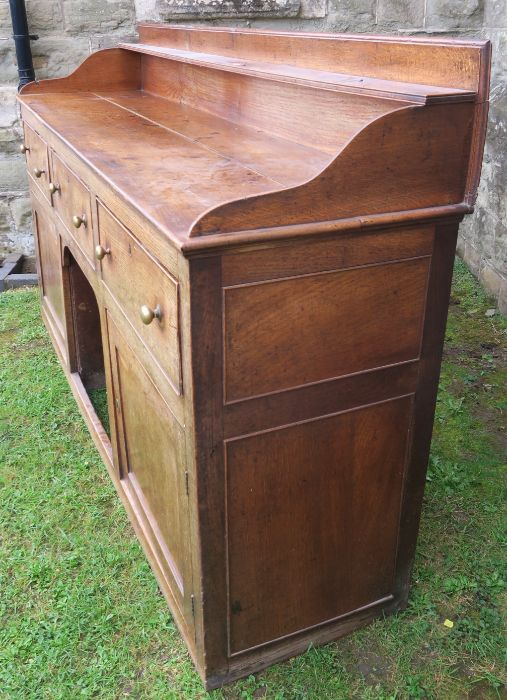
[62,0,135,33]
[26,0,64,33]
[456,235,466,258]
[479,262,504,296]
[0,225,35,257]
[300,0,328,18]
[0,196,34,257]
[4,273,38,290]
[327,0,377,30]
[134,0,157,22]
[0,87,23,155]
[63,0,135,34]
[89,33,138,51]
[493,218,507,274]
[484,0,507,28]
[0,157,28,192]
[498,278,507,315]
[10,196,32,231]
[488,30,507,84]
[462,240,482,276]
[377,0,424,26]
[425,0,484,29]
[0,3,12,35]
[0,40,20,86]
[0,196,12,231]
[153,0,300,19]
[0,252,23,291]
[31,36,90,79]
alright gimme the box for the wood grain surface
[17,25,489,689]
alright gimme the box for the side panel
[190,222,461,687]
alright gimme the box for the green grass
[88,388,110,437]
[0,259,506,700]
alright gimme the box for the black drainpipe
[9,0,37,90]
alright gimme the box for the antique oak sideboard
[18,26,490,689]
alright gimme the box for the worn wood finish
[138,24,488,95]
[50,152,95,265]
[24,123,51,202]
[31,185,66,345]
[97,202,182,395]
[226,396,412,654]
[107,314,192,619]
[223,256,430,401]
[18,26,489,689]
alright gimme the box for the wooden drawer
[50,152,94,264]
[97,202,182,394]
[23,124,50,202]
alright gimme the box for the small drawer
[22,124,50,202]
[97,202,182,394]
[50,152,94,264]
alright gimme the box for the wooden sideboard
[18,25,490,689]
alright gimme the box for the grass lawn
[0,259,506,700]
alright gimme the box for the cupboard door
[32,197,66,349]
[106,313,191,619]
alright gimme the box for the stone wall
[0,0,136,256]
[1,0,505,311]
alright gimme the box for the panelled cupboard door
[32,197,67,350]
[106,314,192,621]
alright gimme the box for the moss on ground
[0,259,505,700]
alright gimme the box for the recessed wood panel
[226,396,412,654]
[108,316,189,611]
[224,257,430,402]
[221,225,434,285]
[33,202,66,341]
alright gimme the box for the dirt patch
[467,680,504,699]
[354,650,391,685]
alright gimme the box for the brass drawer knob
[33,167,45,178]
[95,244,110,260]
[20,144,30,154]
[140,304,162,325]
[72,214,86,229]
[49,182,60,195]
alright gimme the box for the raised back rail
[20,26,490,246]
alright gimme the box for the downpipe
[8,0,37,90]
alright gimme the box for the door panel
[107,313,190,616]
[32,198,66,345]
[226,396,412,654]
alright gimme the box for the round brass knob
[95,244,110,260]
[20,144,29,154]
[72,214,86,229]
[33,167,45,178]
[140,304,161,325]
[49,182,60,195]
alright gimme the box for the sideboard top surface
[19,25,490,253]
